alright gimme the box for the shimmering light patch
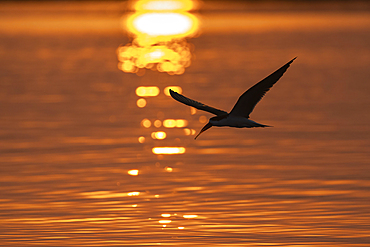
[127,191,140,196]
[154,195,160,198]
[141,118,151,128]
[183,214,197,219]
[151,131,167,140]
[191,129,196,135]
[118,44,191,75]
[163,119,188,128]
[154,120,162,127]
[135,0,194,11]
[136,86,160,97]
[176,119,188,127]
[178,226,185,229]
[138,136,146,143]
[165,167,173,172]
[117,0,199,75]
[161,213,171,217]
[190,107,197,115]
[128,169,139,176]
[159,219,171,224]
[132,204,138,207]
[147,49,165,60]
[127,12,198,38]
[163,119,176,128]
[199,115,207,123]
[184,128,191,135]
[137,98,147,108]
[152,147,186,154]
[164,86,182,96]
[118,60,137,73]
[81,191,138,199]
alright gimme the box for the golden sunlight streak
[81,191,143,199]
[127,191,141,196]
[136,86,160,97]
[117,0,200,75]
[151,131,167,139]
[152,147,186,154]
[159,219,171,224]
[128,169,139,176]
[163,119,176,128]
[163,119,188,128]
[175,119,188,127]
[183,214,197,219]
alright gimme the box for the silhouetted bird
[169,57,296,139]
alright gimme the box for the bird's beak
[195,122,212,140]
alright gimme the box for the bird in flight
[169,57,296,139]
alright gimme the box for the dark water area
[0,1,369,246]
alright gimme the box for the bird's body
[169,58,296,139]
[209,115,268,128]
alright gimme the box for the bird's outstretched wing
[169,89,228,116]
[229,57,296,118]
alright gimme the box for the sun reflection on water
[165,166,173,172]
[1,2,369,245]
[158,219,171,224]
[183,214,198,219]
[152,147,186,154]
[128,169,139,176]
[136,86,160,97]
[116,0,200,236]
[163,119,188,128]
[117,0,200,75]
[151,131,167,139]
[134,0,195,12]
[127,12,198,38]
[141,118,152,128]
[138,136,146,143]
[136,98,147,107]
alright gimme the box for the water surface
[0,1,369,246]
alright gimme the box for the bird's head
[194,121,212,140]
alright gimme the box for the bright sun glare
[128,12,198,38]
[117,0,199,75]
[134,0,194,11]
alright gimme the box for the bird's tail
[259,124,272,127]
[248,119,272,128]
[260,124,274,128]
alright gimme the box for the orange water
[0,2,369,246]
